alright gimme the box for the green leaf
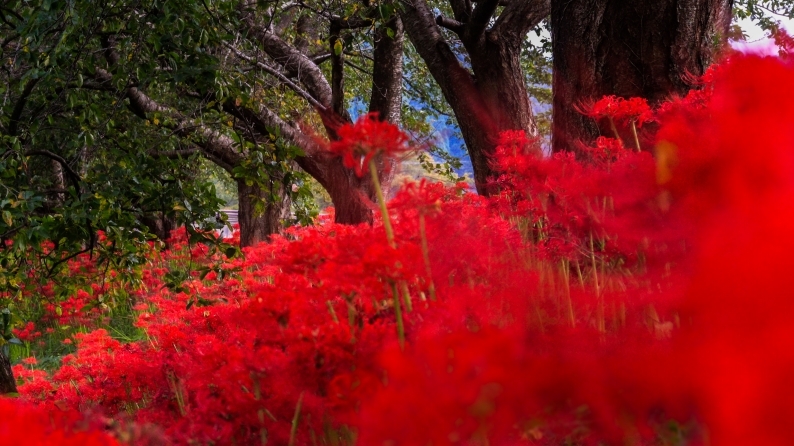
[225,246,238,259]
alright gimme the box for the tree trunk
[550,0,733,152]
[0,350,17,395]
[401,0,546,195]
[141,212,176,242]
[467,38,537,194]
[370,17,404,125]
[236,179,291,247]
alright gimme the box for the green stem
[630,120,641,152]
[368,159,405,348]
[288,392,304,446]
[608,116,622,143]
[418,213,437,301]
[561,259,576,328]
[400,280,413,313]
[369,158,395,249]
[326,300,339,324]
[391,282,405,350]
[590,235,605,333]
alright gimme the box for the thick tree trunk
[550,0,733,152]
[0,350,17,394]
[401,0,546,195]
[467,39,537,194]
[236,179,291,247]
[368,16,405,197]
[370,17,404,125]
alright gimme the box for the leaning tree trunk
[236,179,291,247]
[550,0,733,152]
[0,350,17,394]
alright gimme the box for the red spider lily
[577,95,654,127]
[328,113,411,177]
[0,398,119,445]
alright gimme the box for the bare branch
[329,21,349,119]
[223,42,327,110]
[8,78,40,137]
[344,59,370,75]
[151,148,201,159]
[238,0,334,107]
[435,15,465,34]
[94,65,244,169]
[467,0,500,40]
[311,52,332,64]
[492,0,549,39]
[449,0,472,22]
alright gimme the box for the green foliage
[0,0,238,301]
[734,0,794,32]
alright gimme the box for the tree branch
[435,15,465,34]
[238,0,334,108]
[94,64,244,169]
[24,150,81,195]
[151,148,201,159]
[222,100,336,188]
[311,52,332,64]
[467,0,500,40]
[329,21,349,120]
[369,16,404,124]
[8,78,40,137]
[449,0,472,22]
[491,0,549,40]
[223,42,327,111]
[24,149,96,252]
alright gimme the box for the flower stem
[288,392,304,446]
[369,158,395,249]
[608,116,622,143]
[590,234,605,334]
[400,280,413,313]
[561,259,576,328]
[391,282,405,350]
[630,120,642,152]
[418,213,437,301]
[369,159,404,349]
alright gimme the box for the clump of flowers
[577,95,654,150]
[0,398,119,445]
[6,49,794,446]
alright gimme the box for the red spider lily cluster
[0,398,118,445]
[577,95,654,126]
[3,50,794,446]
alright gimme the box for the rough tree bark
[0,350,17,394]
[550,0,733,152]
[236,179,291,247]
[401,0,549,195]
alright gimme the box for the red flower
[577,95,653,126]
[328,113,411,177]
